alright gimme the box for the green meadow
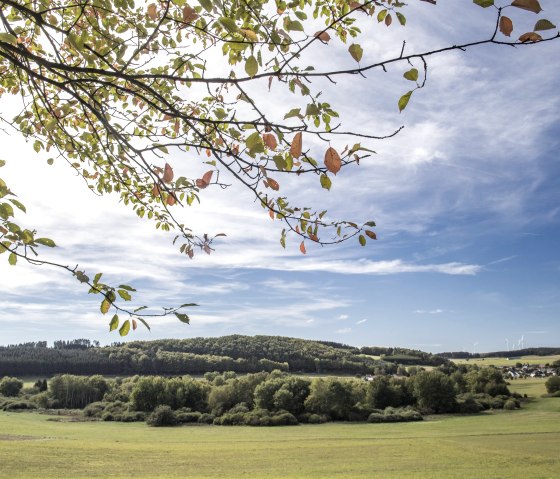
[1,378,559,479]
[451,355,560,367]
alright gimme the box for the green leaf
[396,12,406,26]
[245,55,258,77]
[403,68,419,82]
[136,316,151,331]
[305,103,320,116]
[359,234,366,246]
[0,160,5,167]
[175,312,191,324]
[134,305,148,313]
[534,19,556,31]
[246,131,264,154]
[35,237,56,247]
[75,271,89,283]
[0,33,17,44]
[473,0,494,7]
[320,174,332,191]
[365,221,376,227]
[348,44,363,62]
[284,108,302,120]
[8,252,17,265]
[199,0,213,12]
[93,273,103,285]
[109,314,119,331]
[119,320,131,336]
[219,17,238,33]
[8,198,26,212]
[179,303,199,308]
[398,91,413,112]
[117,289,132,301]
[286,20,304,32]
[118,284,136,291]
[100,298,111,315]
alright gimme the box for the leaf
[240,29,258,42]
[109,314,119,332]
[473,0,494,7]
[147,3,158,20]
[284,108,301,120]
[163,163,174,183]
[290,132,302,159]
[119,320,131,337]
[324,147,342,175]
[534,19,556,31]
[245,55,258,77]
[314,31,331,43]
[199,0,213,12]
[396,12,406,26]
[320,174,332,191]
[299,241,306,254]
[219,16,238,33]
[0,33,17,44]
[196,170,214,189]
[35,238,56,247]
[8,252,17,265]
[100,298,111,315]
[266,178,280,191]
[511,0,542,13]
[132,319,137,331]
[398,91,413,112]
[175,312,190,324]
[518,31,542,42]
[9,199,26,213]
[499,16,514,36]
[166,194,177,206]
[263,133,278,150]
[348,44,363,62]
[118,289,132,301]
[385,14,392,27]
[365,230,377,240]
[359,234,366,246]
[403,68,419,81]
[183,6,199,23]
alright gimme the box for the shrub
[503,399,519,410]
[307,413,329,424]
[545,376,560,394]
[146,405,177,427]
[176,412,202,424]
[270,412,298,426]
[456,395,483,414]
[0,377,24,397]
[198,413,215,424]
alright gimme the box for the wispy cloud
[414,309,445,315]
[356,319,367,325]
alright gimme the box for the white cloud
[356,319,367,325]
[336,328,352,334]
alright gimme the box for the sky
[0,1,559,353]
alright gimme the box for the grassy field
[451,354,560,367]
[1,381,559,479]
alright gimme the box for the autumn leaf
[132,319,137,331]
[196,170,213,189]
[518,31,542,42]
[385,14,392,27]
[359,234,366,246]
[534,19,556,31]
[511,0,542,14]
[263,133,278,150]
[324,147,342,175]
[314,31,331,43]
[183,6,199,23]
[163,163,174,183]
[290,132,302,159]
[300,241,306,254]
[499,16,513,36]
[166,194,176,206]
[147,3,158,20]
[365,230,377,240]
[151,183,160,197]
[266,178,280,191]
[240,29,258,42]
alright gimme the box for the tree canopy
[0,0,558,334]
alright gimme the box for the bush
[456,395,483,414]
[0,377,24,397]
[1,399,36,411]
[545,376,560,394]
[307,413,329,424]
[367,407,422,423]
[270,412,298,426]
[503,399,519,410]
[146,405,177,427]
[198,413,215,424]
[176,411,202,424]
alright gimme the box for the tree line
[1,362,524,427]
[0,335,448,377]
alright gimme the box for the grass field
[1,380,559,479]
[451,354,560,367]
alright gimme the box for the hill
[0,335,447,376]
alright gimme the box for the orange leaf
[300,241,306,254]
[269,209,275,220]
[174,119,180,134]
[499,16,513,36]
[166,194,177,206]
[147,3,158,20]
[132,319,137,331]
[262,133,278,150]
[290,132,302,159]
[518,31,542,42]
[385,13,392,27]
[163,163,174,183]
[266,178,280,191]
[196,170,213,189]
[151,183,160,197]
[365,230,377,240]
[309,233,319,242]
[163,114,173,121]
[183,6,199,23]
[314,31,331,43]
[511,0,542,14]
[324,147,342,175]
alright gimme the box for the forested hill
[0,335,447,376]
[439,347,560,359]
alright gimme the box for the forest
[0,362,525,427]
[0,335,447,376]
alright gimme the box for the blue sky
[1,1,559,352]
